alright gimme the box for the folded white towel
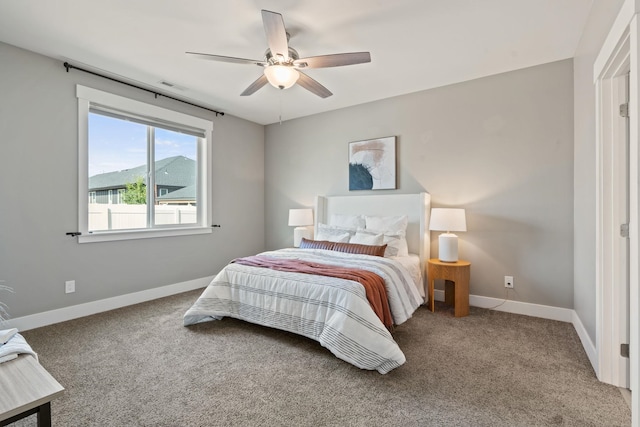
[0,328,18,344]
[0,332,37,362]
[0,353,17,363]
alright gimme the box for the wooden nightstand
[427,258,471,317]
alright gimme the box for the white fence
[88,204,196,231]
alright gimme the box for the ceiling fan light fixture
[264,65,299,90]
[188,10,369,98]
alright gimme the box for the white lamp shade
[288,209,313,227]
[429,208,467,232]
[264,65,300,89]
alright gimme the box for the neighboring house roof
[157,185,196,201]
[89,156,195,191]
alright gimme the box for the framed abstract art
[348,136,396,190]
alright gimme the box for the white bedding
[390,254,422,296]
[184,248,424,374]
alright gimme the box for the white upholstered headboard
[314,192,431,282]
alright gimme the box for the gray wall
[573,1,625,343]
[0,42,265,318]
[266,60,575,308]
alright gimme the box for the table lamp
[429,208,467,262]
[288,208,314,247]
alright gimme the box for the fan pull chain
[279,89,283,125]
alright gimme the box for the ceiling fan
[186,9,371,98]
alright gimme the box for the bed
[184,193,431,374]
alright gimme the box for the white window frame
[117,189,125,204]
[77,85,213,243]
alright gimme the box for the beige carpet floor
[8,290,631,426]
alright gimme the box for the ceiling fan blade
[186,52,266,66]
[297,72,332,98]
[294,52,371,69]
[240,74,269,96]
[261,10,289,60]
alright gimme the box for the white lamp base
[293,227,312,247]
[438,233,459,262]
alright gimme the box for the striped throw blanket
[231,255,393,330]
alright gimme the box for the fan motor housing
[265,47,299,65]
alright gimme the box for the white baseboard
[571,310,598,374]
[433,290,573,322]
[433,289,598,373]
[5,276,211,332]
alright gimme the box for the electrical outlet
[65,280,76,294]
[504,276,514,289]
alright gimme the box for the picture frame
[348,136,396,190]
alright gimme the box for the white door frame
[596,37,629,386]
[595,3,640,425]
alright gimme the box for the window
[77,85,213,243]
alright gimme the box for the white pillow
[365,215,408,236]
[329,214,365,229]
[357,227,409,257]
[387,234,409,257]
[321,232,350,243]
[316,223,355,242]
[349,232,384,246]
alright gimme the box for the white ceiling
[0,0,596,125]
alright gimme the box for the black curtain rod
[63,62,224,117]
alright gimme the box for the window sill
[78,226,212,243]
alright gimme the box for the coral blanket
[232,255,393,329]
